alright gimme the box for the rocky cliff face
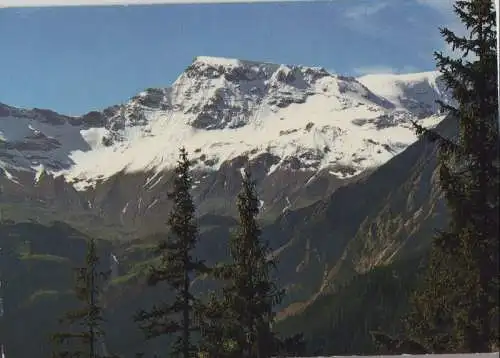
[0,56,459,357]
[263,116,457,317]
[0,56,451,236]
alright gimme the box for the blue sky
[0,0,458,115]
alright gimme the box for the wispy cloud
[353,65,421,76]
[343,2,389,20]
[339,1,392,39]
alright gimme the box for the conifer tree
[135,147,206,358]
[52,238,113,358]
[198,292,239,358]
[407,0,499,353]
[274,333,307,357]
[371,331,428,354]
[203,168,283,358]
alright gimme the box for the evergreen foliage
[198,291,239,358]
[370,331,428,355]
[6,4,500,357]
[407,0,499,353]
[276,254,425,356]
[135,148,206,358]
[200,168,284,358]
[51,238,114,358]
[273,333,307,357]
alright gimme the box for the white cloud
[0,0,307,7]
[340,2,393,39]
[343,2,389,20]
[353,65,421,76]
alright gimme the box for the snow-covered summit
[0,56,450,191]
[358,71,452,115]
[193,55,278,68]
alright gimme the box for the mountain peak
[1,56,451,194]
[193,55,246,67]
[192,55,279,69]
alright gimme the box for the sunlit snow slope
[0,56,450,191]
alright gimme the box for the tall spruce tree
[203,168,283,358]
[52,238,113,358]
[407,0,499,353]
[198,291,239,358]
[135,147,205,358]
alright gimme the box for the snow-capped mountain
[0,56,451,235]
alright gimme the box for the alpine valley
[0,56,455,357]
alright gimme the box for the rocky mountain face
[0,56,450,237]
[0,117,456,358]
[265,115,457,316]
[0,56,457,357]
[272,116,458,354]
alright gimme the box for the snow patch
[111,253,119,264]
[282,196,292,213]
[80,127,111,149]
[2,168,21,185]
[195,56,242,68]
[146,198,159,211]
[0,59,450,192]
[144,171,163,191]
[32,164,45,184]
[305,173,318,186]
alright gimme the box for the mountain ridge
[1,56,450,236]
[2,56,446,182]
[0,56,459,358]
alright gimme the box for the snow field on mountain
[60,60,446,187]
[1,57,448,191]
